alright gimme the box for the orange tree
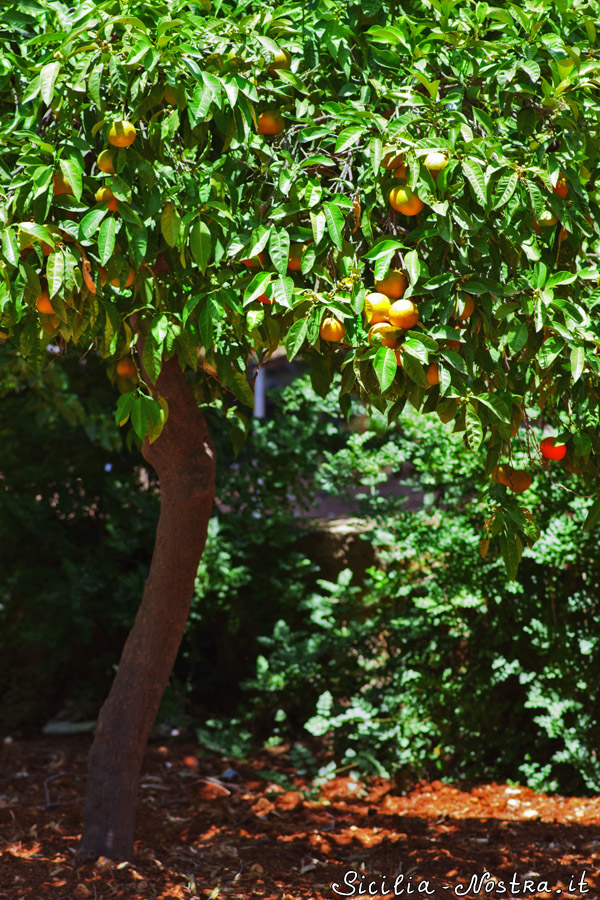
[2,0,600,861]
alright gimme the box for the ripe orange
[96,186,118,212]
[374,270,407,300]
[163,84,178,106]
[287,244,305,271]
[424,151,449,179]
[426,362,439,385]
[492,465,511,486]
[389,298,419,329]
[368,322,397,348]
[453,293,475,321]
[97,149,116,174]
[111,266,135,289]
[241,253,265,267]
[540,437,567,460]
[52,170,73,196]
[553,177,568,198]
[381,148,404,170]
[389,184,424,216]
[392,163,407,180]
[36,289,54,314]
[364,292,391,325]
[108,120,136,148]
[506,469,532,493]
[257,292,273,304]
[257,111,284,136]
[533,210,558,230]
[320,317,345,342]
[116,358,137,378]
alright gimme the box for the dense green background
[1,356,598,795]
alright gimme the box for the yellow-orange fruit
[36,289,54,314]
[374,270,407,300]
[111,266,135,289]
[96,186,118,212]
[368,323,398,349]
[116,358,137,378]
[389,298,419,329]
[287,245,305,271]
[453,293,475,321]
[52,170,73,196]
[108,120,136,148]
[364,292,391,325]
[163,85,178,106]
[97,149,116,174]
[320,317,345,342]
[426,362,439,385]
[389,184,424,216]
[257,111,284,136]
[381,148,404,170]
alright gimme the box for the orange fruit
[36,289,54,314]
[111,266,135,289]
[257,292,273,304]
[540,437,567,460]
[533,210,558,229]
[108,120,136,148]
[389,184,424,215]
[287,245,305,271]
[424,151,449,179]
[389,298,419,329]
[374,270,407,300]
[506,469,532,493]
[453,293,475,321]
[392,163,407,180]
[320,317,345,342]
[96,186,118,212]
[116,358,137,378]
[381,148,404,170]
[368,322,398,348]
[258,111,284,136]
[241,253,265,267]
[163,84,178,106]
[364,292,391,325]
[41,242,53,256]
[553,177,568,198]
[97,149,116,174]
[52,170,73,196]
[426,362,439,385]
[492,465,512,486]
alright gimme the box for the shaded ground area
[0,737,598,899]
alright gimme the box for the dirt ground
[1,736,598,899]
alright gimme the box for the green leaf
[571,345,585,382]
[546,271,577,287]
[79,208,108,241]
[131,393,164,442]
[335,125,363,154]
[363,239,404,260]
[98,217,117,265]
[462,159,488,208]
[243,271,271,306]
[402,352,429,388]
[59,159,83,201]
[161,203,180,248]
[19,223,54,246]
[269,229,291,276]
[436,397,458,423]
[476,393,510,423]
[40,61,60,104]
[142,333,163,383]
[285,317,309,361]
[404,249,420,285]
[583,495,600,532]
[465,403,483,450]
[271,275,294,308]
[1,228,19,266]
[310,210,327,245]
[369,137,382,175]
[227,370,254,408]
[493,171,518,210]
[115,391,135,427]
[46,251,64,298]
[499,530,521,582]
[190,220,211,273]
[323,202,345,250]
[373,347,397,392]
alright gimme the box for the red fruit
[540,437,567,461]
[183,755,199,769]
[257,292,274,304]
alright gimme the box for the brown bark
[76,350,216,862]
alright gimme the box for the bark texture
[76,351,216,862]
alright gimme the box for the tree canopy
[2,0,600,576]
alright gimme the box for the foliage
[190,376,600,794]
[0,0,600,571]
[0,348,159,727]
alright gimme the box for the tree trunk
[76,351,216,862]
